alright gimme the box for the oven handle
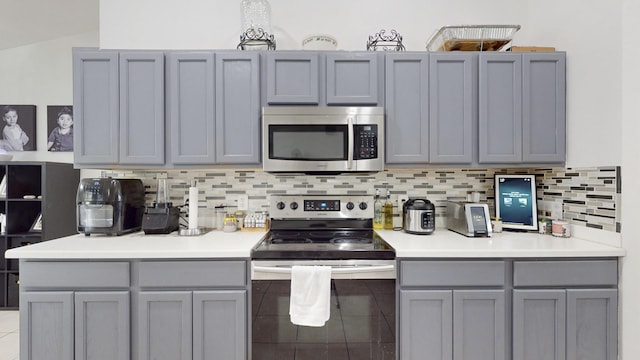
[252,264,395,274]
[347,116,354,170]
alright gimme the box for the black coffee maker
[142,178,180,234]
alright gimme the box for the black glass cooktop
[251,229,395,260]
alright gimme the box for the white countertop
[377,230,626,258]
[4,228,625,260]
[4,230,268,259]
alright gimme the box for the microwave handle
[347,116,354,169]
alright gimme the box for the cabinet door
[513,289,566,360]
[193,290,247,360]
[566,289,617,360]
[478,53,523,163]
[75,291,130,360]
[522,53,566,163]
[385,53,429,164]
[73,50,119,164]
[20,291,74,360]
[429,53,475,163]
[138,291,193,360]
[326,52,380,105]
[453,290,506,360]
[119,52,165,165]
[400,290,453,360]
[166,52,216,164]
[215,52,260,164]
[265,52,319,104]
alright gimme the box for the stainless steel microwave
[262,106,385,173]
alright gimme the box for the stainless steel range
[251,194,396,279]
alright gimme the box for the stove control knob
[276,201,286,210]
[346,201,355,210]
[359,202,368,210]
[290,202,299,210]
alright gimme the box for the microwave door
[347,116,354,170]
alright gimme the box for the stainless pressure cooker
[402,198,436,235]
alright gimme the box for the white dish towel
[289,265,332,327]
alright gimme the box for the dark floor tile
[253,315,298,343]
[252,280,272,294]
[347,342,396,360]
[364,279,396,294]
[338,293,381,316]
[265,279,292,293]
[294,343,350,360]
[342,315,395,343]
[257,292,291,315]
[296,316,346,344]
[252,342,296,360]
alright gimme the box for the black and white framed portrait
[0,105,36,151]
[47,105,73,152]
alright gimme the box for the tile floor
[0,311,19,360]
[252,279,396,360]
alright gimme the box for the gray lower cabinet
[512,260,618,360]
[138,290,246,360]
[73,49,165,166]
[19,259,249,360]
[19,261,131,360]
[265,51,381,106]
[479,52,566,164]
[399,260,507,360]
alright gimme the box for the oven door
[252,259,396,280]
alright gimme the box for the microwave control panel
[354,124,378,160]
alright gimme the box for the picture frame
[0,104,37,151]
[47,105,73,151]
[30,213,42,232]
[0,174,6,198]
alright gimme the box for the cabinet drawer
[138,261,247,288]
[21,261,130,289]
[513,260,618,287]
[400,260,505,287]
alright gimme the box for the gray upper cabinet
[479,53,523,163]
[479,52,566,164]
[429,53,476,164]
[215,52,261,164]
[326,52,381,105]
[73,49,165,166]
[73,50,119,165]
[119,52,165,165]
[265,52,319,104]
[166,52,216,164]
[265,51,381,106]
[385,53,430,164]
[522,53,566,162]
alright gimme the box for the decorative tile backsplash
[106,166,621,232]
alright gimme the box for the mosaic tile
[104,165,621,233]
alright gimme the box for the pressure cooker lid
[404,198,434,210]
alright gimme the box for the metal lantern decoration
[366,29,406,51]
[238,0,276,50]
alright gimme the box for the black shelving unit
[0,161,79,309]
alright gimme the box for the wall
[0,31,99,162]
[99,0,622,168]
[621,0,640,358]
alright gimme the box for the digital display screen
[470,206,487,232]
[495,174,538,231]
[304,200,340,211]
